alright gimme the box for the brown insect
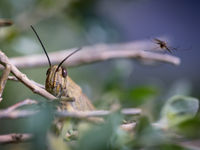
[153,38,177,53]
[31,25,95,112]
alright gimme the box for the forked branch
[0,50,55,100]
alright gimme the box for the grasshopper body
[31,25,94,112]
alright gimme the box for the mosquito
[153,38,177,53]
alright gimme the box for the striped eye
[62,67,67,78]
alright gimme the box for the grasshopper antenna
[56,48,81,71]
[31,25,52,67]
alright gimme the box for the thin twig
[0,110,37,119]
[1,41,181,70]
[8,75,45,89]
[0,122,167,144]
[0,64,11,102]
[56,108,142,119]
[0,106,142,119]
[120,122,137,131]
[6,99,38,112]
[0,133,32,144]
[8,75,18,81]
[0,99,38,119]
[0,19,13,27]
[0,50,55,99]
[0,124,137,144]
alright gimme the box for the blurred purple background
[97,0,200,94]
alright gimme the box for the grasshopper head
[45,65,67,97]
[31,25,81,98]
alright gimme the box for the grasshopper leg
[60,96,75,102]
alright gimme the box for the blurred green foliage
[159,95,199,127]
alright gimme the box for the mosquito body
[31,25,94,112]
[153,38,175,53]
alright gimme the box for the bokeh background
[1,0,200,113]
[0,0,200,149]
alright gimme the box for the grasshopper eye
[62,67,67,78]
[46,68,50,76]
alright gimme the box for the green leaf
[133,116,166,148]
[145,143,186,150]
[177,117,200,138]
[158,95,199,128]
[121,86,158,106]
[76,113,126,150]
[132,86,158,100]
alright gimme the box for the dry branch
[56,108,142,119]
[7,75,18,81]
[8,75,45,88]
[0,110,37,119]
[0,99,38,119]
[0,99,141,119]
[0,123,137,144]
[0,19,13,27]
[0,133,32,144]
[0,64,11,101]
[120,122,137,131]
[0,107,141,119]
[0,50,55,99]
[1,41,180,70]
[6,99,37,111]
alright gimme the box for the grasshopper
[31,25,95,112]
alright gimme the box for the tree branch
[8,75,45,89]
[0,98,141,119]
[7,75,18,81]
[56,108,142,119]
[0,19,13,27]
[0,133,32,144]
[0,99,38,119]
[1,41,180,70]
[120,122,137,131]
[6,99,38,112]
[0,64,11,102]
[0,108,141,119]
[0,50,55,100]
